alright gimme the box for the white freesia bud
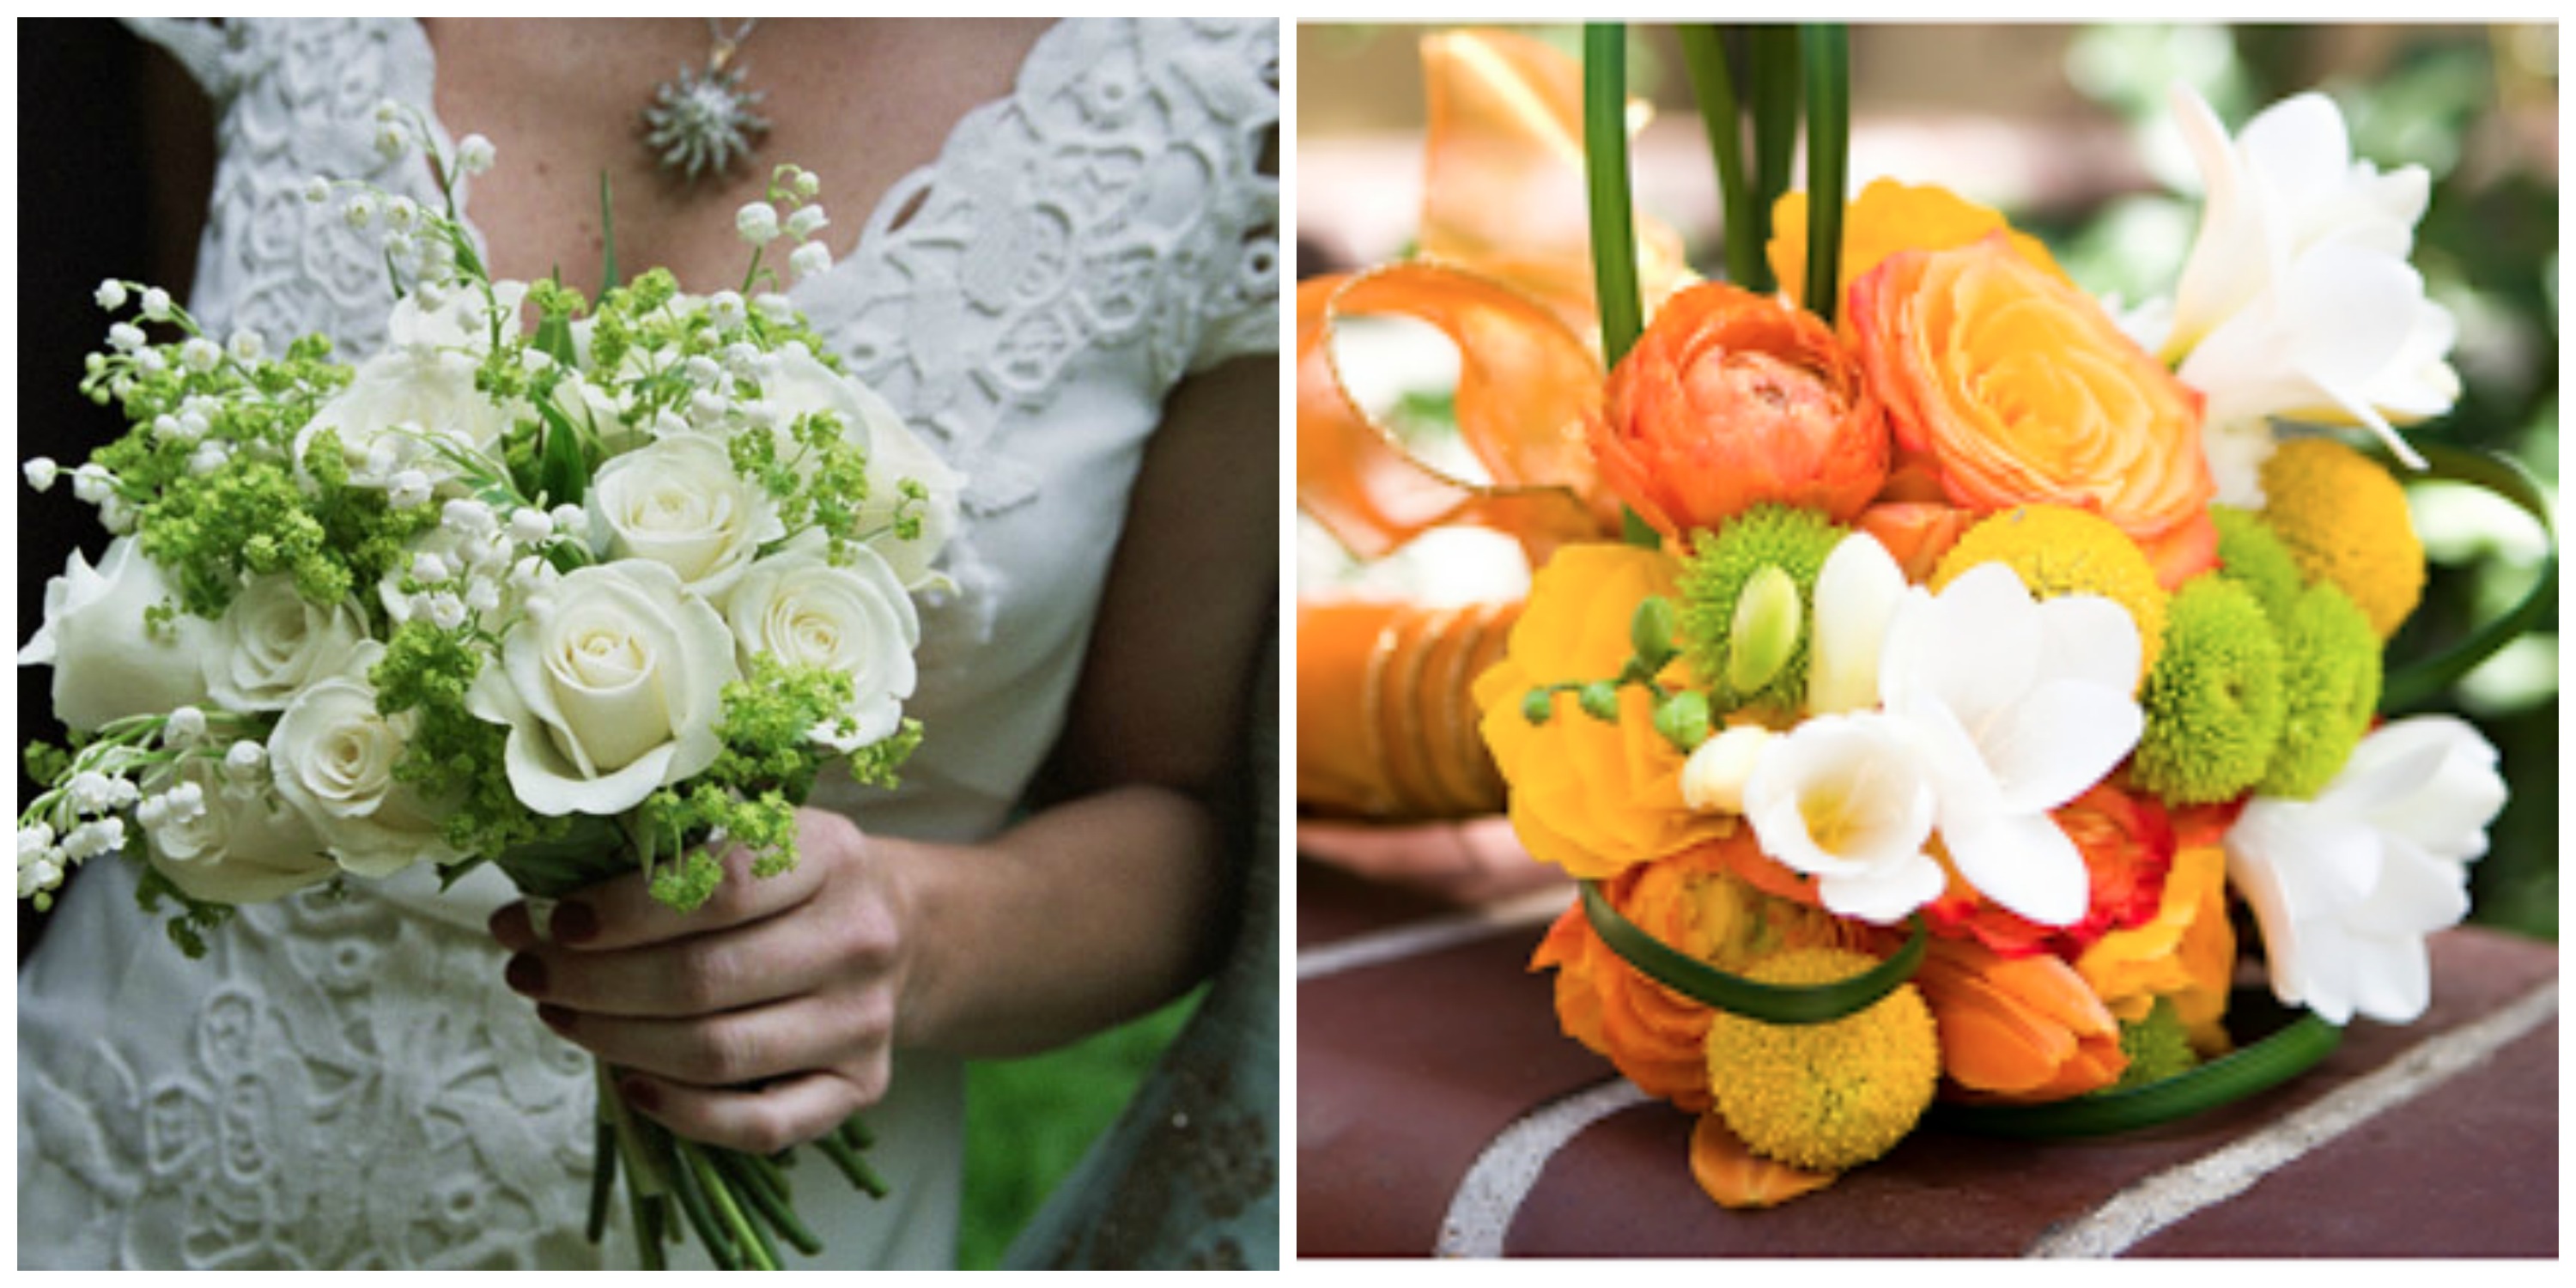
[1679,724,1774,815]
[1807,532,1912,716]
[737,201,781,246]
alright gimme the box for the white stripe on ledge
[1437,1079,1651,1258]
[1295,886,1571,981]
[2028,976,2561,1258]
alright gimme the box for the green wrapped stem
[1579,878,1927,1024]
[1934,1005,2344,1138]
[2373,436,2557,712]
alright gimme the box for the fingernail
[504,952,547,997]
[618,1076,661,1114]
[550,899,598,945]
[536,1003,575,1035]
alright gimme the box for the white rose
[295,316,518,489]
[727,539,920,750]
[267,643,463,877]
[204,574,373,711]
[141,756,336,904]
[764,349,962,589]
[585,433,784,599]
[467,560,738,817]
[18,537,213,732]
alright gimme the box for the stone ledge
[1297,852,2560,1258]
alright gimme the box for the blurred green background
[1299,21,2557,942]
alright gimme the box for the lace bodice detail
[20,17,1278,1271]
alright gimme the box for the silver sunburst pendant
[641,25,770,185]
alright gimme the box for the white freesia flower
[586,432,786,600]
[467,560,739,817]
[268,642,463,877]
[2153,85,2458,501]
[140,755,336,904]
[2226,715,2506,1024]
[19,537,214,732]
[726,537,921,750]
[1743,711,1944,925]
[1807,532,1910,716]
[1876,563,2144,927]
[204,574,373,712]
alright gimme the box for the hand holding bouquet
[19,116,958,1268]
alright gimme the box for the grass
[957,991,1200,1269]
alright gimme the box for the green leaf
[1747,26,1801,258]
[1582,22,1643,369]
[537,394,592,509]
[1581,878,1928,1024]
[1678,26,1764,291]
[2372,436,2557,712]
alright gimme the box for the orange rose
[1593,283,1890,537]
[1923,782,2177,961]
[1850,235,2218,586]
[1914,937,2127,1103]
[1471,544,1728,879]
[1770,179,2069,318]
[1532,847,1855,1112]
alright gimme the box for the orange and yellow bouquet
[1299,26,2552,1210]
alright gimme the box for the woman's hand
[487,808,914,1155]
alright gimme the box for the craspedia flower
[1702,947,1940,1172]
[2131,575,2286,805]
[1677,505,1846,714]
[2261,580,2382,799]
[2257,436,2426,639]
[2208,504,2306,623]
[1931,505,2170,680]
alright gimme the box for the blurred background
[1296,22,2558,942]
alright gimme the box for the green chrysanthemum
[2111,996,2201,1091]
[2209,505,2306,623]
[1677,505,1845,715]
[2131,575,2286,805]
[2261,580,2383,799]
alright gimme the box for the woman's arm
[489,354,1280,1153]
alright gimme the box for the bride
[15,17,1279,1270]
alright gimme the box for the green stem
[1582,22,1643,369]
[1581,879,1928,1024]
[1747,25,1801,258]
[2372,437,2558,711]
[684,1142,781,1271]
[815,1133,891,1200]
[1677,27,1763,291]
[1800,24,1851,325]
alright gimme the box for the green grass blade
[1799,24,1850,324]
[1581,879,1927,1024]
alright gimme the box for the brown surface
[1298,851,2561,1258]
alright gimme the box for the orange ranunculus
[1472,544,1728,879]
[1914,937,2128,1103]
[1532,845,1856,1111]
[2077,811,2239,1056]
[1923,782,2178,961]
[1770,179,2069,318]
[1593,283,1891,538]
[1849,235,2219,588]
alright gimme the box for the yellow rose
[1770,179,2067,318]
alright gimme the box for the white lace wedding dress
[16,17,1278,1270]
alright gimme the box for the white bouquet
[18,121,958,1270]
